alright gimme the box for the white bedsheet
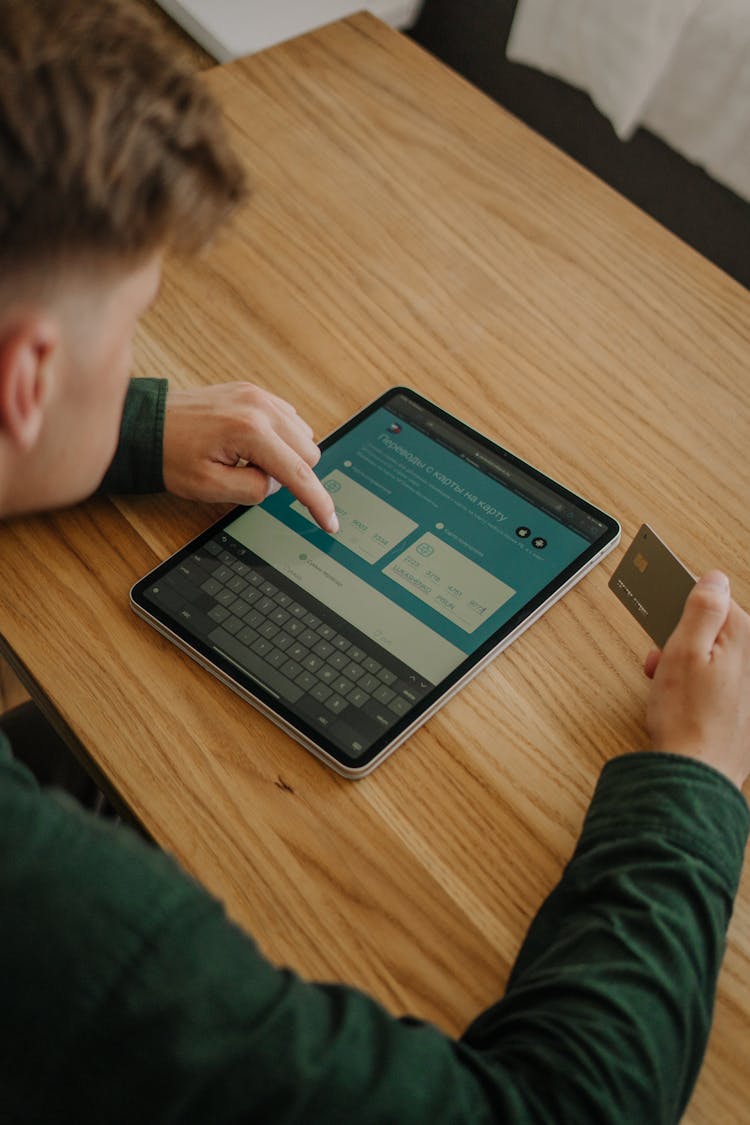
[507,0,750,202]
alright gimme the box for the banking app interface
[225,401,593,687]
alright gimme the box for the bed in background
[508,0,749,205]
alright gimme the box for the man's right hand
[644,571,750,791]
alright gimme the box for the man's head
[0,0,246,515]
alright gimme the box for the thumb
[644,647,661,679]
[670,570,731,660]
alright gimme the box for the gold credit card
[608,524,695,647]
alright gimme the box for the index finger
[249,427,339,534]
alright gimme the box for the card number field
[382,533,516,632]
[291,470,417,564]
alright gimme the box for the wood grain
[0,14,748,1121]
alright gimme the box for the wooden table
[1,14,748,1122]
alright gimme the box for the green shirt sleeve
[97,376,168,494]
[0,740,747,1125]
[461,752,749,1122]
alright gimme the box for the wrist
[649,743,746,793]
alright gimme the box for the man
[1,2,748,1122]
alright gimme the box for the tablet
[131,388,620,778]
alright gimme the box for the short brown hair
[0,0,246,274]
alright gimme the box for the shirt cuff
[97,377,168,495]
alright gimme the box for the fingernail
[326,513,340,534]
[700,571,729,591]
[266,478,281,497]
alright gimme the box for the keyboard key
[348,646,365,663]
[208,604,231,624]
[227,575,248,594]
[207,628,304,704]
[328,651,349,671]
[245,609,264,630]
[288,642,307,662]
[325,694,348,715]
[289,602,306,618]
[251,637,272,657]
[200,577,222,597]
[317,623,335,640]
[302,612,321,629]
[240,587,261,606]
[363,699,393,729]
[256,596,275,615]
[204,540,222,556]
[281,659,303,680]
[319,665,337,685]
[378,667,397,687]
[311,682,333,703]
[164,570,203,600]
[145,583,183,614]
[332,675,354,697]
[248,570,263,586]
[374,684,395,705]
[358,673,378,694]
[174,605,215,634]
[332,635,350,652]
[216,588,236,607]
[338,731,368,758]
[306,710,335,732]
[222,615,245,636]
[286,619,305,637]
[195,592,220,614]
[299,629,319,648]
[267,648,287,669]
[259,620,279,640]
[191,551,221,573]
[232,561,251,576]
[229,598,249,618]
[213,565,233,584]
[295,670,316,691]
[260,580,278,597]
[302,653,323,674]
[348,687,370,708]
[219,551,235,565]
[274,632,295,652]
[388,696,411,717]
[270,607,290,626]
[237,625,259,646]
[343,662,365,683]
[275,591,293,608]
[313,639,335,660]
[362,656,381,675]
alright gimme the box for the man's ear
[0,318,56,452]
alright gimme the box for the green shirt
[98,376,168,495]
[2,377,748,1124]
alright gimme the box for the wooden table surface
[1,14,748,1122]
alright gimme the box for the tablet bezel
[130,387,620,778]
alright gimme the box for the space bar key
[208,628,304,703]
